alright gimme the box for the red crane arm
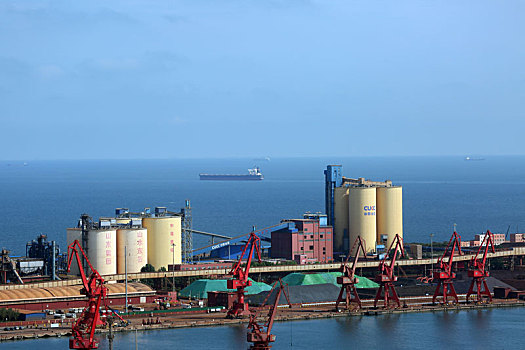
[379,234,405,280]
[438,231,462,275]
[345,236,367,276]
[67,240,101,293]
[265,280,290,338]
[472,230,495,272]
[229,232,262,283]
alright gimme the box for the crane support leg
[466,278,492,303]
[336,285,362,311]
[433,280,458,305]
[374,282,400,309]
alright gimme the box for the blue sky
[1,0,524,160]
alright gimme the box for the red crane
[247,279,291,350]
[335,236,367,311]
[227,231,262,318]
[432,231,462,305]
[374,234,405,309]
[67,239,125,349]
[466,230,495,303]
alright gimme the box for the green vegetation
[0,308,20,322]
[248,260,297,267]
[140,264,157,288]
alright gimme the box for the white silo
[142,216,182,270]
[348,187,377,254]
[117,228,148,274]
[86,229,117,276]
[376,186,403,250]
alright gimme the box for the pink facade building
[510,233,525,243]
[271,217,333,264]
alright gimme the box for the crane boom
[335,236,367,311]
[467,230,495,303]
[227,231,262,318]
[374,234,405,309]
[247,279,291,350]
[432,231,462,304]
[67,240,107,349]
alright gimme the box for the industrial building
[271,214,333,264]
[66,206,187,276]
[325,165,403,256]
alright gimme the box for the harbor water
[0,306,523,349]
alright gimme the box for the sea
[1,156,525,255]
[1,156,525,348]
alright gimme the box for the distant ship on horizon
[199,166,264,181]
[253,156,271,162]
[465,156,485,161]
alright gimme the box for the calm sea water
[1,156,525,348]
[0,307,523,349]
[1,156,525,256]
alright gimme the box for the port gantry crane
[227,231,262,318]
[466,230,495,303]
[374,234,405,309]
[432,231,462,305]
[67,239,125,350]
[247,279,291,350]
[335,236,367,311]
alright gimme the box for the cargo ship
[199,166,264,181]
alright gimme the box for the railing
[1,247,524,291]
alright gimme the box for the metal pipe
[125,245,128,312]
[172,243,176,294]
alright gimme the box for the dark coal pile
[247,283,344,306]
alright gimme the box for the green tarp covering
[282,272,379,289]
[179,278,272,299]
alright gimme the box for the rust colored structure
[467,230,495,303]
[247,279,291,350]
[374,234,405,309]
[335,236,367,311]
[226,232,262,318]
[67,240,125,350]
[207,291,236,309]
[432,231,462,305]
[271,218,333,263]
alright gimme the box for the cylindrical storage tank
[142,216,181,270]
[348,187,377,254]
[66,228,82,275]
[117,228,148,274]
[334,186,350,253]
[86,229,117,276]
[376,186,403,250]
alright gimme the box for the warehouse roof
[0,282,152,302]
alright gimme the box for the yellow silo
[376,186,403,250]
[348,187,377,254]
[334,186,350,252]
[142,216,182,270]
[117,228,148,274]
